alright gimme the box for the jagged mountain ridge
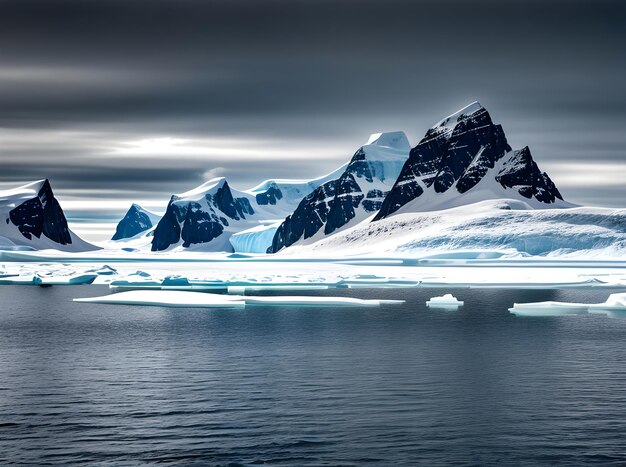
[151,178,258,251]
[374,102,565,220]
[268,132,410,253]
[111,102,569,254]
[111,167,346,249]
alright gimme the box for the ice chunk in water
[34,273,97,285]
[426,294,464,310]
[509,301,589,317]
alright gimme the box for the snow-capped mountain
[267,131,410,253]
[0,179,96,251]
[111,165,348,253]
[374,102,567,220]
[112,204,161,241]
[149,177,306,252]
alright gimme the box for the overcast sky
[1,0,625,239]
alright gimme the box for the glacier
[229,222,280,254]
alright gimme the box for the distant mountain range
[3,102,624,257]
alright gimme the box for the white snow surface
[432,101,483,133]
[286,199,626,258]
[74,290,403,308]
[245,165,347,205]
[0,180,96,252]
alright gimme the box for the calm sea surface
[1,285,626,466]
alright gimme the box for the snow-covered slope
[374,102,569,219]
[245,164,347,208]
[149,177,301,252]
[111,203,161,241]
[0,179,97,251]
[267,131,410,253]
[289,199,626,258]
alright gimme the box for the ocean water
[1,285,626,466]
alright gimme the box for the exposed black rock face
[374,104,562,221]
[180,202,224,248]
[151,197,185,251]
[362,189,387,212]
[112,204,155,240]
[269,182,336,252]
[268,140,406,252]
[255,184,283,205]
[151,181,254,251]
[496,147,563,203]
[8,179,72,245]
[207,181,254,220]
[375,106,511,220]
[324,173,364,235]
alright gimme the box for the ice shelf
[74,290,405,308]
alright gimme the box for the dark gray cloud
[1,0,625,230]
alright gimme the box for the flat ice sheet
[75,290,245,308]
[74,290,404,308]
[509,293,626,317]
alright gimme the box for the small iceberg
[426,293,464,310]
[509,293,626,318]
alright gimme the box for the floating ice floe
[509,293,626,318]
[426,293,464,310]
[34,273,97,285]
[508,301,589,317]
[74,290,404,308]
[226,285,329,295]
[0,275,38,285]
[0,272,98,286]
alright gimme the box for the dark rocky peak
[374,102,526,220]
[112,203,158,241]
[268,132,410,253]
[206,180,254,220]
[496,147,563,203]
[8,179,72,245]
